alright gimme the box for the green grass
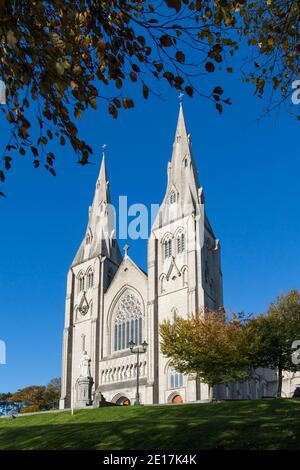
[0,399,299,450]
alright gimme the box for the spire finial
[178,92,184,105]
[102,144,107,158]
[123,244,129,258]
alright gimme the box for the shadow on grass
[0,399,299,450]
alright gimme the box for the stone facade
[59,104,300,409]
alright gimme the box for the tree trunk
[276,367,283,397]
[209,384,214,402]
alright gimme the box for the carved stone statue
[79,351,91,378]
[75,352,94,408]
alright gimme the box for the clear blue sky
[0,64,299,393]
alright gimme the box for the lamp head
[128,340,135,351]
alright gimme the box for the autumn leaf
[31,146,38,157]
[122,97,134,109]
[213,86,224,95]
[216,103,223,114]
[113,98,121,109]
[142,84,149,99]
[130,72,138,82]
[205,61,215,72]
[0,0,298,193]
[74,108,82,120]
[163,71,174,84]
[132,64,140,73]
[4,157,11,170]
[109,103,118,118]
[137,35,146,46]
[164,0,181,13]
[176,51,185,63]
[160,34,173,47]
[116,78,123,89]
[185,85,193,97]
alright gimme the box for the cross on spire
[178,92,184,104]
[123,244,129,257]
[102,144,107,157]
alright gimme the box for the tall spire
[72,146,121,265]
[151,100,202,231]
[168,98,199,199]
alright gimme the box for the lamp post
[128,340,148,405]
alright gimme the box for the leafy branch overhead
[0,0,299,191]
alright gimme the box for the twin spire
[94,144,111,205]
[73,98,201,264]
[174,98,189,145]
[168,97,200,205]
[72,144,120,266]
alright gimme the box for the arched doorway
[116,396,131,406]
[172,394,183,404]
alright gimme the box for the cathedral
[60,103,300,409]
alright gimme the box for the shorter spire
[72,145,122,265]
[174,97,189,144]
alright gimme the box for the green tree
[8,377,61,412]
[160,310,255,401]
[0,1,298,194]
[0,392,12,401]
[9,385,48,412]
[249,290,300,397]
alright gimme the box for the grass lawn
[0,399,299,450]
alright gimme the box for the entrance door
[116,396,131,406]
[172,394,183,404]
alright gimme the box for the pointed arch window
[170,191,176,204]
[86,233,91,245]
[160,275,166,294]
[164,239,172,259]
[114,292,144,352]
[177,233,185,254]
[182,267,188,287]
[78,273,85,292]
[87,269,94,289]
[171,307,178,320]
